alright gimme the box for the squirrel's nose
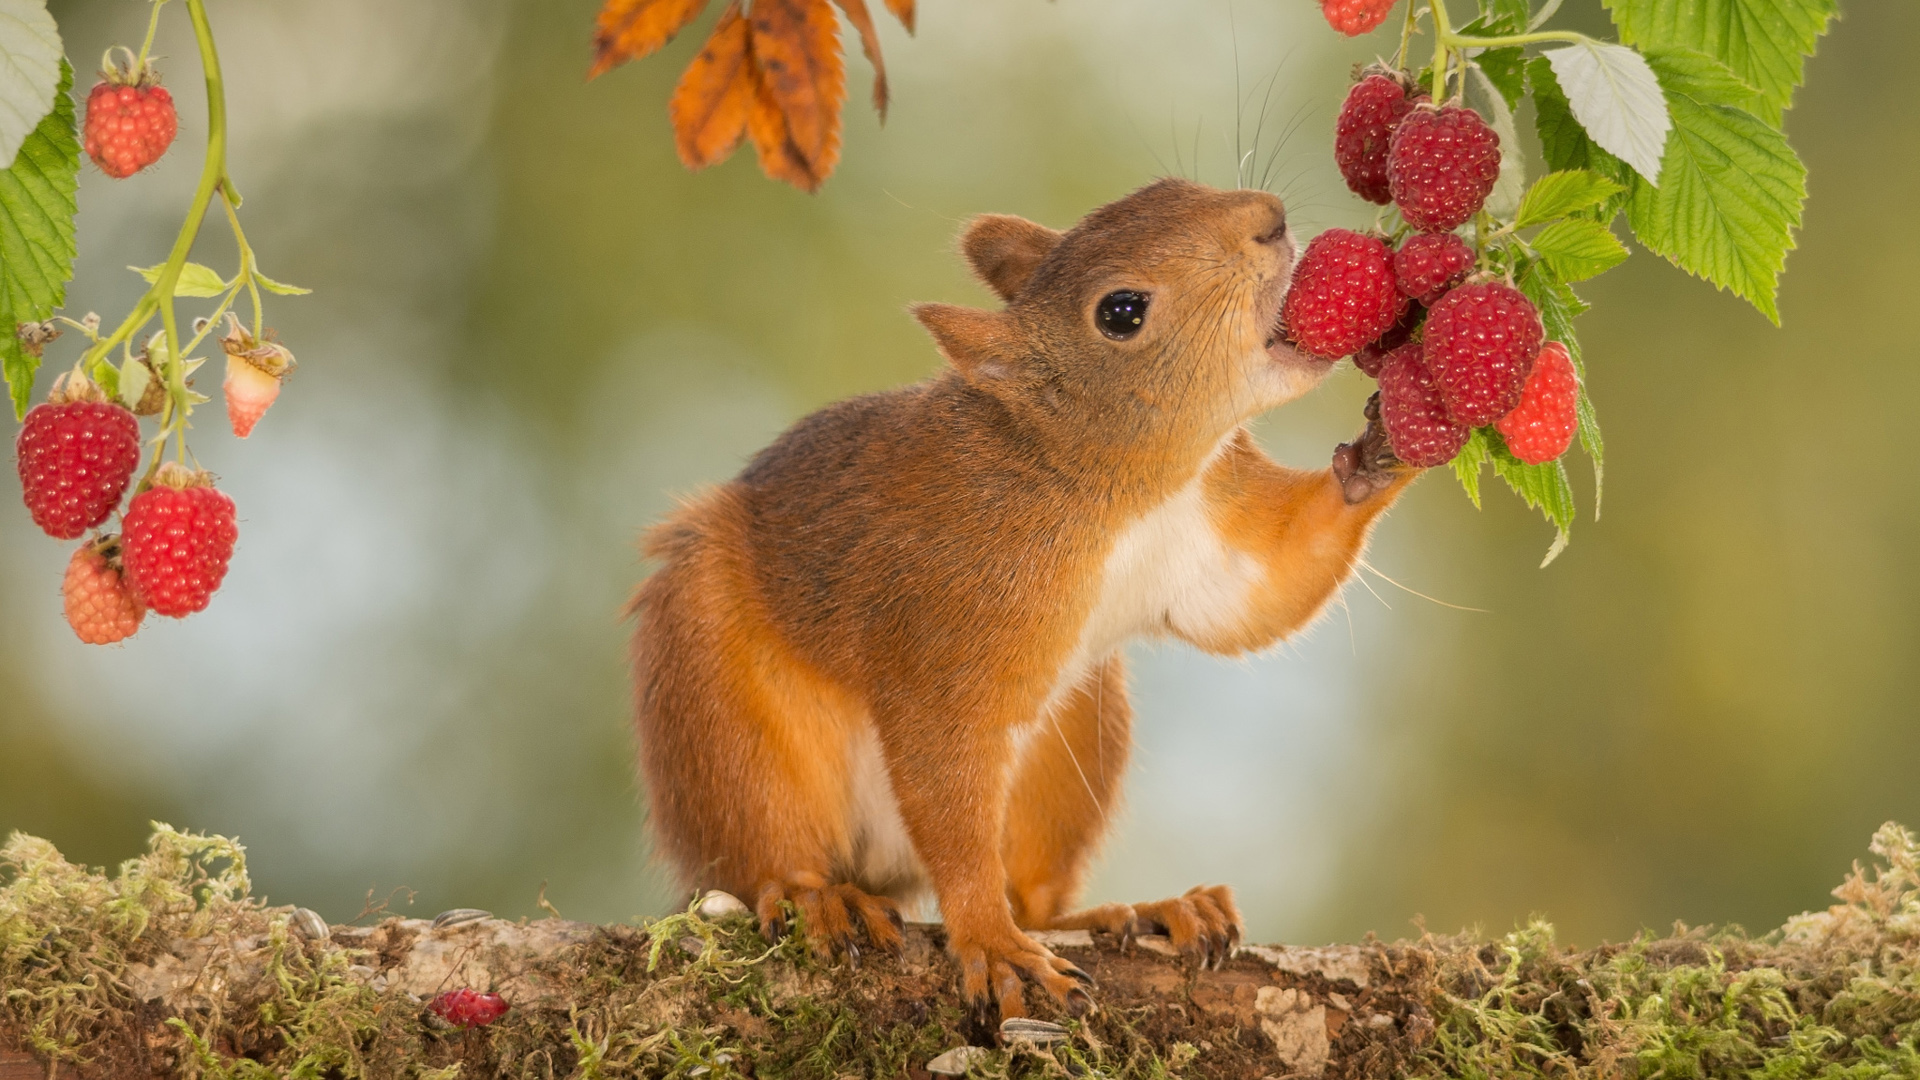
[1252,202,1288,247]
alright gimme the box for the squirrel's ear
[961,214,1062,302]
[913,303,1023,380]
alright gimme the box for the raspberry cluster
[429,988,510,1029]
[1278,69,1581,472]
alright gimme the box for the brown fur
[630,179,1417,1022]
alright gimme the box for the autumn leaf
[882,0,915,34]
[833,0,889,118]
[667,3,757,169]
[748,0,845,191]
[590,0,710,79]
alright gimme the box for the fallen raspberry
[121,463,238,618]
[1394,232,1476,305]
[1495,341,1579,463]
[62,537,146,645]
[1388,104,1501,232]
[1321,0,1399,36]
[1352,304,1423,378]
[1378,343,1467,467]
[1335,74,1424,204]
[429,988,509,1029]
[15,375,142,540]
[84,73,178,178]
[1282,229,1406,359]
[221,320,296,439]
[1423,282,1544,427]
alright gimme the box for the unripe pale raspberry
[1321,0,1399,36]
[221,320,296,439]
[1388,104,1501,232]
[1378,343,1468,467]
[1335,74,1425,205]
[121,463,239,618]
[1394,232,1476,305]
[62,537,146,645]
[84,79,178,178]
[16,379,142,540]
[1423,282,1544,427]
[1496,340,1579,463]
[1281,229,1406,359]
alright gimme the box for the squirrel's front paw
[1334,391,1411,505]
[950,925,1095,1026]
[754,875,904,965]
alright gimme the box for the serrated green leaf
[132,261,229,298]
[1543,41,1672,185]
[1487,429,1576,565]
[1452,427,1491,508]
[1627,49,1806,325]
[1530,219,1630,282]
[1478,0,1531,34]
[1602,0,1835,124]
[1528,59,1638,219]
[254,270,312,296]
[117,352,149,411]
[1469,67,1526,220]
[1576,389,1604,519]
[0,60,76,419]
[1474,48,1527,111]
[1639,44,1769,114]
[1515,170,1627,228]
[0,0,63,171]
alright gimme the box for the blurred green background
[2,0,1912,946]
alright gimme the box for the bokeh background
[2,0,1912,947]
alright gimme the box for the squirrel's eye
[1095,290,1150,340]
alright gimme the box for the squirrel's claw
[1335,391,1411,505]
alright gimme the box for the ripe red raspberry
[62,537,146,645]
[1394,232,1476,305]
[121,463,238,618]
[429,988,509,1029]
[1377,343,1467,467]
[1423,282,1544,427]
[1335,74,1425,204]
[1281,229,1406,359]
[1352,303,1423,378]
[1388,104,1501,232]
[84,75,178,179]
[16,378,142,540]
[1495,340,1579,463]
[1321,0,1399,36]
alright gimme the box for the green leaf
[254,270,312,296]
[1528,59,1638,219]
[1602,0,1836,124]
[1638,44,1769,114]
[0,60,77,419]
[0,0,63,170]
[1542,41,1672,185]
[1575,390,1605,519]
[1529,219,1629,282]
[1468,67,1526,220]
[1627,49,1806,324]
[1452,427,1491,508]
[1487,429,1576,566]
[116,352,148,410]
[1477,0,1531,35]
[1474,48,1527,110]
[131,261,229,298]
[1515,170,1628,227]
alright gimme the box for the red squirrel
[629,178,1416,1022]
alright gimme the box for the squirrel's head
[914,179,1326,455]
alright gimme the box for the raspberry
[62,537,145,645]
[1422,282,1544,427]
[121,463,239,618]
[84,75,178,179]
[221,321,296,439]
[1321,0,1399,36]
[1394,232,1476,305]
[429,988,509,1029]
[1388,104,1501,232]
[1378,343,1468,467]
[1335,74,1424,205]
[1281,229,1406,359]
[15,377,142,540]
[1352,303,1423,377]
[1495,340,1579,463]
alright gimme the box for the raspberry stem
[134,0,168,72]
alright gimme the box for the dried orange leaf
[748,0,845,189]
[746,58,824,190]
[590,0,710,78]
[832,0,889,119]
[668,3,757,170]
[883,0,915,34]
